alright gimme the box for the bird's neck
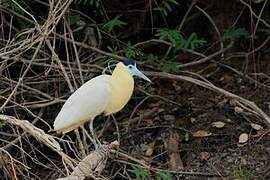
[111,64,133,84]
[104,64,134,115]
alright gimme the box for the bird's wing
[54,75,112,133]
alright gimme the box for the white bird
[53,59,151,147]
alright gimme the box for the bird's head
[120,59,151,82]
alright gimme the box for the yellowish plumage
[104,62,134,115]
[54,62,134,133]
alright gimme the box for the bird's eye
[128,65,132,69]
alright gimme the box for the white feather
[54,75,112,131]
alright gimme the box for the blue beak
[131,66,151,82]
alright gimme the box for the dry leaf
[190,117,196,123]
[145,141,155,156]
[234,107,243,113]
[164,115,175,121]
[239,133,248,143]
[250,123,263,131]
[211,121,225,128]
[192,130,211,137]
[200,151,210,160]
[226,118,232,122]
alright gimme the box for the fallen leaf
[211,121,225,128]
[164,115,175,121]
[200,151,210,160]
[145,141,155,156]
[234,107,243,113]
[226,118,232,122]
[192,130,212,137]
[239,133,248,143]
[250,123,263,131]
[190,117,196,123]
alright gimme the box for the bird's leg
[89,119,102,149]
[75,128,86,158]
[111,115,120,145]
[82,127,89,155]
[80,125,98,150]
[80,126,91,154]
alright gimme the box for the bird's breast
[104,73,134,115]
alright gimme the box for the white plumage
[54,75,112,133]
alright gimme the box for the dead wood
[0,114,76,168]
[56,141,119,180]
[166,132,184,171]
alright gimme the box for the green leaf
[154,0,179,16]
[155,29,206,50]
[164,2,172,12]
[0,120,6,129]
[124,42,143,59]
[258,28,270,35]
[9,1,25,15]
[155,29,183,46]
[156,171,172,180]
[128,165,150,180]
[186,33,206,50]
[107,46,118,53]
[67,15,80,26]
[160,62,180,73]
[102,16,127,32]
[146,53,159,64]
[223,27,249,40]
[184,132,190,142]
[233,165,254,180]
[168,0,179,5]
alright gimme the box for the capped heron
[53,59,151,148]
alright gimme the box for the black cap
[123,59,135,66]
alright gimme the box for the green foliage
[155,29,206,50]
[107,43,143,59]
[145,53,159,64]
[74,0,101,7]
[124,42,144,59]
[0,120,5,129]
[184,132,190,142]
[223,27,249,40]
[154,0,179,16]
[7,1,35,29]
[9,0,25,15]
[155,29,182,46]
[160,62,180,73]
[156,171,172,180]
[258,28,270,35]
[102,16,127,32]
[233,165,254,180]
[67,15,80,26]
[15,33,27,42]
[107,45,118,54]
[128,165,150,180]
[182,33,207,50]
